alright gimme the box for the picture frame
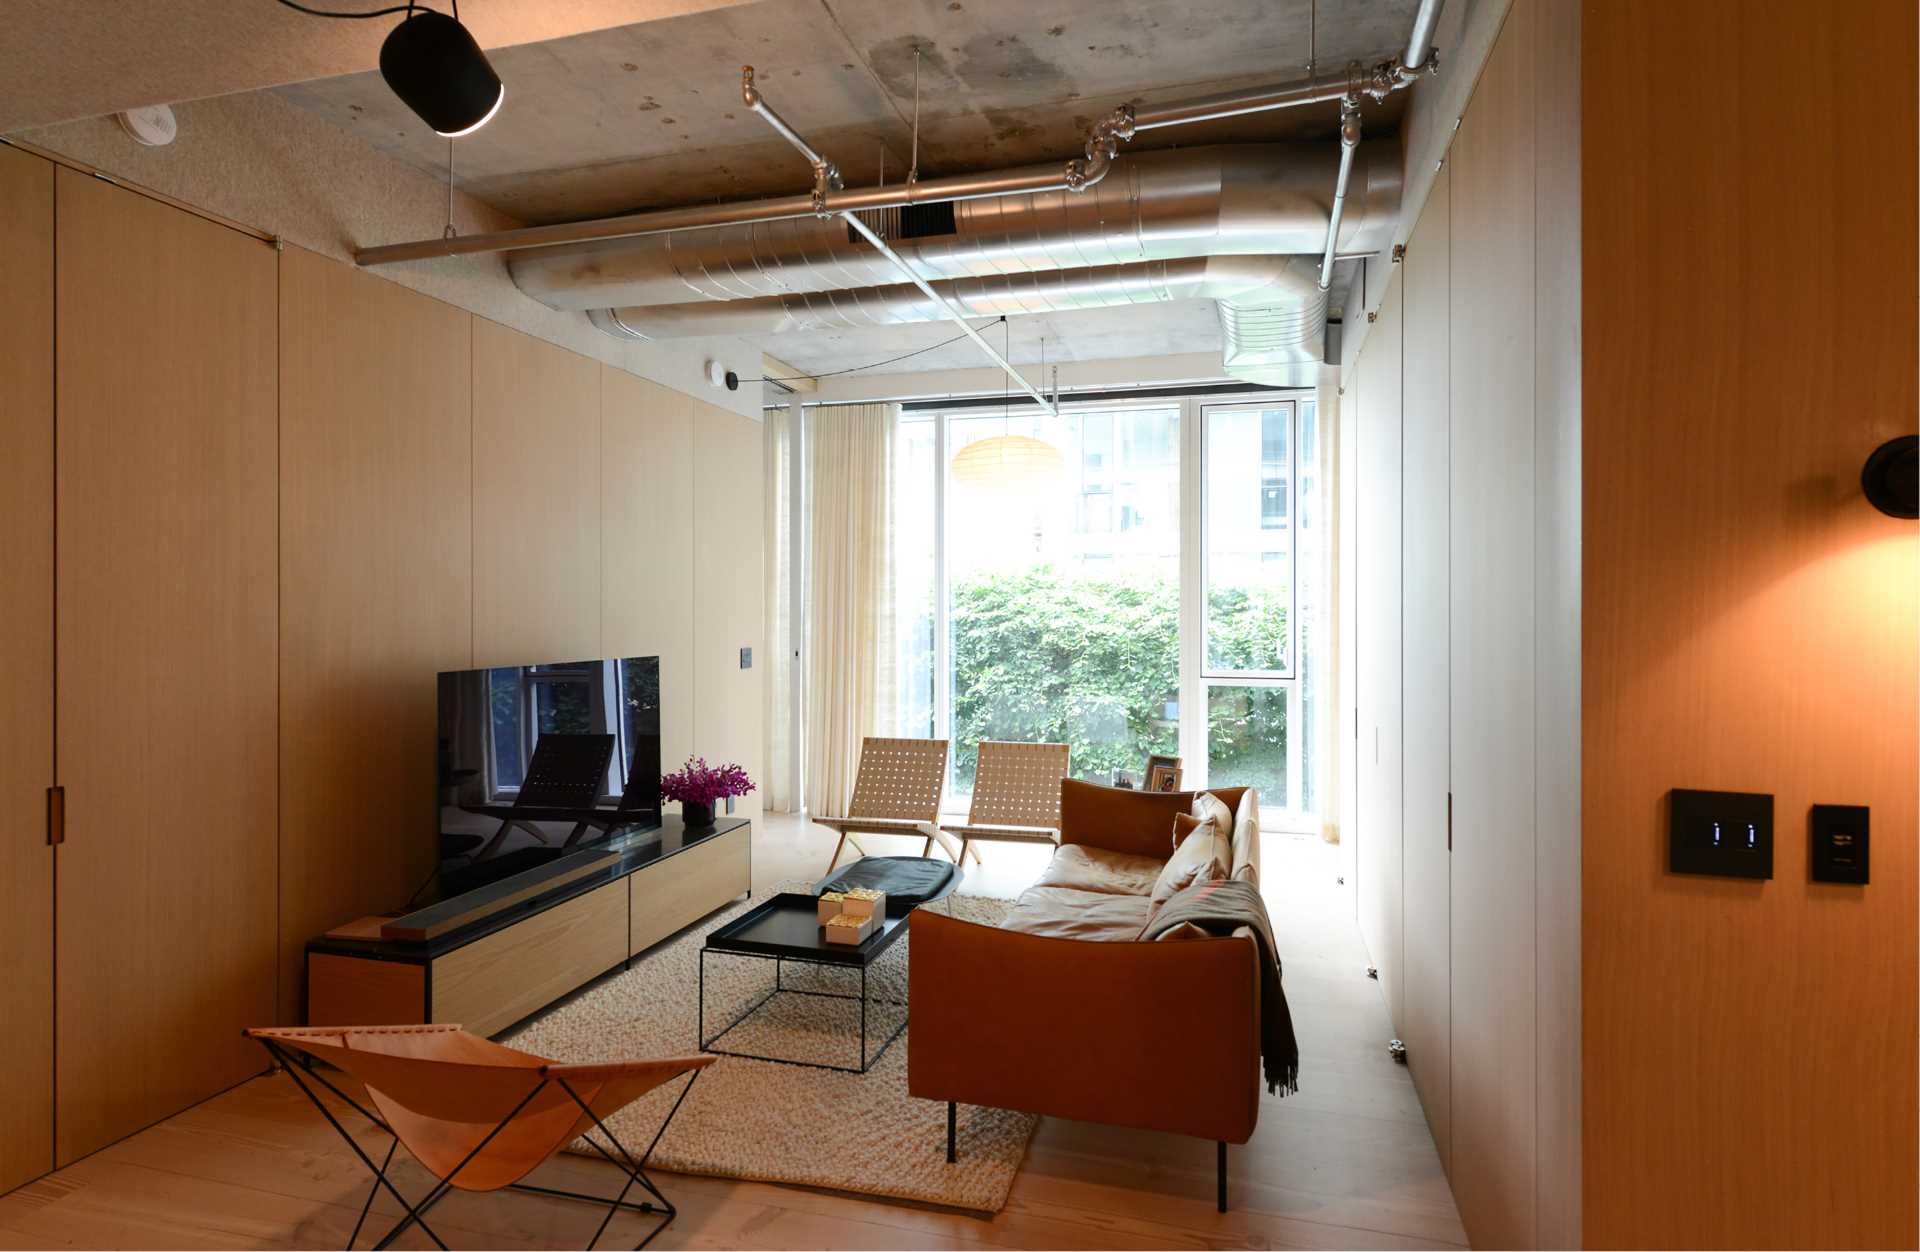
[1149,765,1184,792]
[1143,753,1180,792]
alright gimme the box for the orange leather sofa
[908,779,1263,1210]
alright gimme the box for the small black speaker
[1862,434,1918,519]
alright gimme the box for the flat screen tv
[434,656,662,901]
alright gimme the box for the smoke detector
[704,360,739,391]
[115,105,177,147]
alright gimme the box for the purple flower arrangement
[660,757,755,806]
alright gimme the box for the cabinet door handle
[47,785,64,846]
[1446,791,1452,852]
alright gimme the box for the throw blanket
[1140,878,1300,1096]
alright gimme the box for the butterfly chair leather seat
[249,1024,711,1249]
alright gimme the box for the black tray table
[697,892,912,1073]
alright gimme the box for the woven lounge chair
[474,732,617,860]
[813,736,961,874]
[939,740,1070,865]
[248,1024,711,1250]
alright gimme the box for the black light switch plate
[1669,788,1773,879]
[1810,804,1869,884]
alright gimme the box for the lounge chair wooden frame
[939,740,1070,864]
[812,736,963,874]
[249,1025,710,1250]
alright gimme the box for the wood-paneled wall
[600,369,696,775]
[1356,278,1405,1027]
[276,247,474,1024]
[53,168,280,1166]
[1347,4,1581,1245]
[0,143,55,1197]
[1399,159,1451,1179]
[1581,0,1918,1245]
[471,318,604,669]
[0,151,765,1184]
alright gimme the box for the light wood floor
[0,814,1465,1250]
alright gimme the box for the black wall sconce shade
[1862,434,1918,519]
[380,10,504,137]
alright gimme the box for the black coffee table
[696,858,962,1073]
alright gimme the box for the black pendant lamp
[380,8,504,136]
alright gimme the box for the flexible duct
[588,254,1330,384]
[541,144,1398,383]
[509,143,1398,313]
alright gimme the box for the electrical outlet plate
[1809,804,1869,884]
[1669,788,1773,879]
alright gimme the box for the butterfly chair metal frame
[250,1026,707,1251]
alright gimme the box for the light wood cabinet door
[0,144,54,1194]
[1355,279,1405,1029]
[1445,7,1538,1247]
[1399,160,1453,1176]
[54,171,279,1165]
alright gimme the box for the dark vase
[682,800,715,827]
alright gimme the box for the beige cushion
[1036,844,1165,897]
[999,885,1154,942]
[1191,790,1233,838]
[1149,818,1231,910]
[1228,788,1261,885]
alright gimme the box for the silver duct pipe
[508,145,1400,313]
[587,255,1329,379]
[354,57,1429,268]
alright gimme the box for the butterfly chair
[248,1025,711,1251]
[939,740,1071,865]
[813,736,962,875]
[474,733,617,860]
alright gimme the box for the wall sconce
[1861,435,1917,519]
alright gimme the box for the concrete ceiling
[259,0,1414,377]
[273,0,1415,221]
[0,0,757,133]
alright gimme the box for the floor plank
[0,815,1464,1250]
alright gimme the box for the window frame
[1199,398,1300,683]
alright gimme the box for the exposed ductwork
[518,143,1400,384]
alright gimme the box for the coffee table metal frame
[696,893,912,1075]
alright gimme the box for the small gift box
[839,886,887,920]
[816,891,848,923]
[822,910,879,945]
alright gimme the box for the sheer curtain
[762,405,796,813]
[802,403,899,817]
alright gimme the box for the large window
[874,391,1323,825]
[1200,400,1311,807]
[942,405,1181,793]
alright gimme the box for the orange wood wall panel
[0,142,55,1196]
[1581,0,1919,1245]
[54,168,280,1165]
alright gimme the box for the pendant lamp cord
[444,136,457,239]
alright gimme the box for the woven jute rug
[505,884,1038,1213]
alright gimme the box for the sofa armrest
[907,909,1261,1144]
